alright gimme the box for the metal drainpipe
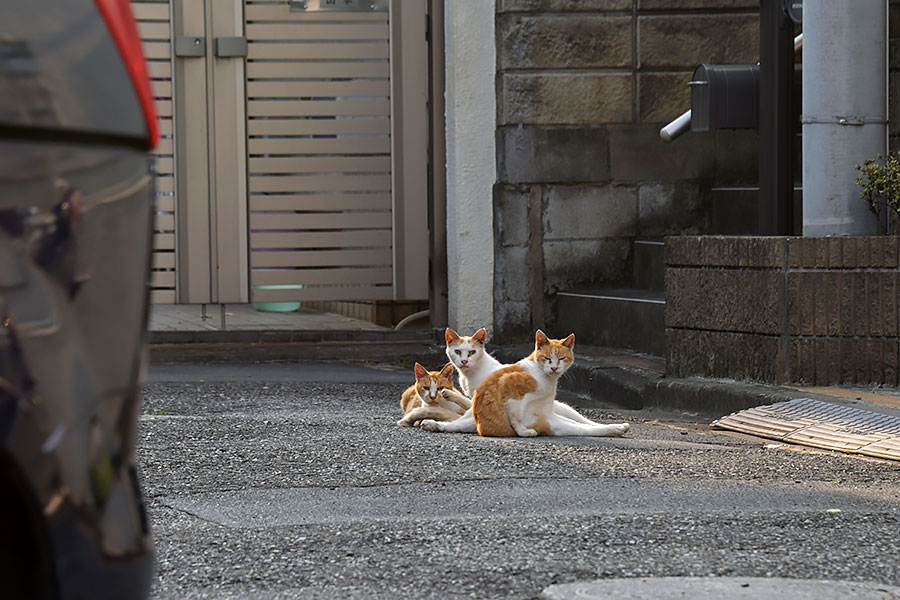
[802,0,887,236]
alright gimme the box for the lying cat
[425,328,604,433]
[423,330,630,438]
[397,362,470,427]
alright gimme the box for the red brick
[839,271,854,336]
[883,271,898,337]
[869,339,885,385]
[868,272,883,336]
[840,338,855,383]
[787,237,802,268]
[856,237,871,267]
[828,238,842,268]
[824,272,841,335]
[884,339,899,387]
[842,237,857,268]
[853,271,868,336]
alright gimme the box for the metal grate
[713,397,900,461]
[134,0,176,304]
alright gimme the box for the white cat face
[444,327,487,371]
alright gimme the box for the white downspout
[802,0,887,236]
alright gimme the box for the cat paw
[616,423,631,437]
[397,418,410,427]
[518,428,538,438]
[420,419,443,432]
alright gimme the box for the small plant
[855,153,900,227]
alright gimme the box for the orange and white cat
[423,328,604,433]
[397,362,470,427]
[424,330,630,438]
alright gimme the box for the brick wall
[493,0,761,342]
[666,236,900,386]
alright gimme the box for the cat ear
[440,362,455,380]
[414,362,428,379]
[445,328,460,344]
[562,333,575,349]
[535,329,550,348]
[472,328,487,345]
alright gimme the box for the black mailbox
[690,64,759,132]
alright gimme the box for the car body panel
[0,0,146,141]
[0,1,157,597]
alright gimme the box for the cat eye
[468,350,476,356]
[455,349,461,355]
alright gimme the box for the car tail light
[94,0,159,149]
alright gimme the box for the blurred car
[0,0,158,598]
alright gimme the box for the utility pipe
[802,0,887,236]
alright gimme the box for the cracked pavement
[139,362,900,599]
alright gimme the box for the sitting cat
[423,328,604,433]
[444,327,500,396]
[397,362,470,427]
[425,330,630,438]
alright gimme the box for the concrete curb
[148,329,445,365]
[149,330,813,417]
[492,345,815,418]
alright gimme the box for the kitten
[397,362,470,427]
[424,328,603,433]
[425,330,630,438]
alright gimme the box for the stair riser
[633,241,665,291]
[557,294,665,356]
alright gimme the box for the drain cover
[712,398,900,461]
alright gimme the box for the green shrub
[855,153,900,222]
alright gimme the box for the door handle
[215,37,248,58]
[174,36,205,57]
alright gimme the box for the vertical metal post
[208,0,249,303]
[802,0,885,236]
[173,0,213,302]
[428,0,448,328]
[390,0,429,301]
[758,0,795,235]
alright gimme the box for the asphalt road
[139,362,900,599]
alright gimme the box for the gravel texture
[139,363,900,599]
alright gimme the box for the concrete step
[632,239,664,291]
[149,328,445,364]
[556,288,665,356]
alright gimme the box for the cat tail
[472,380,516,437]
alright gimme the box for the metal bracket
[215,37,248,58]
[174,36,205,57]
[290,0,388,12]
[801,115,888,127]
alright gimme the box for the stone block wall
[666,236,900,386]
[493,0,761,342]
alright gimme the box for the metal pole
[802,0,886,236]
[758,0,796,235]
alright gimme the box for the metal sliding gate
[132,0,429,306]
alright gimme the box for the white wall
[444,0,496,335]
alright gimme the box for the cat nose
[550,366,558,372]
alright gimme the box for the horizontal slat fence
[135,0,177,304]
[246,0,394,303]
